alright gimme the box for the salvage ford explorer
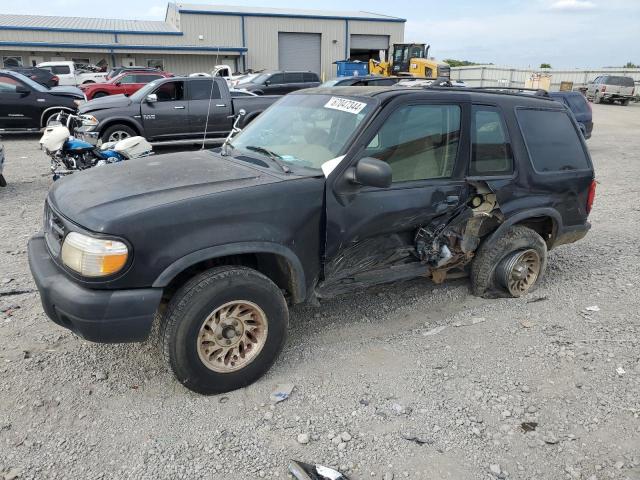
[28,86,596,394]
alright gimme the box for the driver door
[321,98,469,293]
[140,80,190,140]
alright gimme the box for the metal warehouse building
[0,3,405,78]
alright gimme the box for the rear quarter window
[303,72,319,82]
[566,94,589,113]
[517,108,590,173]
[51,65,71,75]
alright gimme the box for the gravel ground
[1,103,639,480]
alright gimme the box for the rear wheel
[92,91,109,99]
[621,99,630,106]
[160,266,289,394]
[101,124,136,143]
[471,225,547,298]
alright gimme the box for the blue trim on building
[0,41,247,53]
[178,9,406,23]
[0,25,183,35]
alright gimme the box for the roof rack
[419,79,553,100]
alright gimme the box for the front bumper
[28,234,163,343]
[74,129,99,145]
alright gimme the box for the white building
[0,3,405,78]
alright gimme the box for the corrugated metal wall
[451,65,640,90]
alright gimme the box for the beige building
[0,3,405,78]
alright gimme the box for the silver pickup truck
[586,75,635,105]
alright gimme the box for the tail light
[586,179,596,215]
[601,85,606,93]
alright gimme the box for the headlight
[81,114,98,126]
[61,232,128,277]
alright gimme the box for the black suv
[0,70,85,131]
[28,86,595,394]
[238,71,320,95]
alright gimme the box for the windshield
[10,72,48,92]
[230,93,376,171]
[249,73,270,85]
[130,79,163,101]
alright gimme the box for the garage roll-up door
[350,34,390,50]
[278,32,321,75]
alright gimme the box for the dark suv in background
[550,91,593,139]
[238,71,320,95]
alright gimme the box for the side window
[303,72,319,82]
[566,94,588,113]
[470,105,513,176]
[153,81,185,102]
[268,73,285,84]
[118,75,136,84]
[364,104,461,183]
[285,72,303,83]
[188,79,221,100]
[0,76,20,93]
[517,109,590,172]
[51,65,71,75]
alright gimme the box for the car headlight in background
[61,232,128,277]
[81,114,98,126]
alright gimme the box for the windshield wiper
[245,146,291,173]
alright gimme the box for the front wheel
[161,266,289,394]
[471,225,547,298]
[100,124,136,143]
[92,91,108,99]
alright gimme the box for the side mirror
[238,108,246,116]
[15,85,30,96]
[264,80,271,86]
[347,157,392,188]
[145,93,158,103]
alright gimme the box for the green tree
[624,61,638,68]
[443,59,485,67]
[540,63,552,69]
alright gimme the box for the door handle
[174,105,185,109]
[215,104,226,107]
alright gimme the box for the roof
[175,3,406,22]
[0,13,180,34]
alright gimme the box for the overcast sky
[6,0,639,68]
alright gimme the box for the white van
[37,61,107,86]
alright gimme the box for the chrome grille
[43,203,65,257]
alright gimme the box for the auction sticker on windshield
[324,97,367,115]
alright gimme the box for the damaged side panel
[316,180,504,298]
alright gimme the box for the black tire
[92,91,109,99]
[471,225,547,298]
[42,109,65,128]
[0,174,6,188]
[160,266,289,395]
[100,124,137,143]
[621,99,630,106]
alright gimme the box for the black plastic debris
[520,422,538,433]
[288,460,349,480]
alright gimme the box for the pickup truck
[28,86,595,394]
[74,76,278,144]
[37,61,108,86]
[586,75,635,105]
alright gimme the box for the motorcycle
[39,112,153,180]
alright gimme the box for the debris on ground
[270,383,295,403]
[422,325,447,336]
[288,460,349,480]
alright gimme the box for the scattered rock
[93,371,108,381]
[296,433,310,445]
[489,464,501,475]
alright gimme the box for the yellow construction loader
[369,43,450,79]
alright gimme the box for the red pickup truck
[80,71,173,100]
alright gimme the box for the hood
[79,94,132,113]
[49,86,84,98]
[48,150,285,232]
